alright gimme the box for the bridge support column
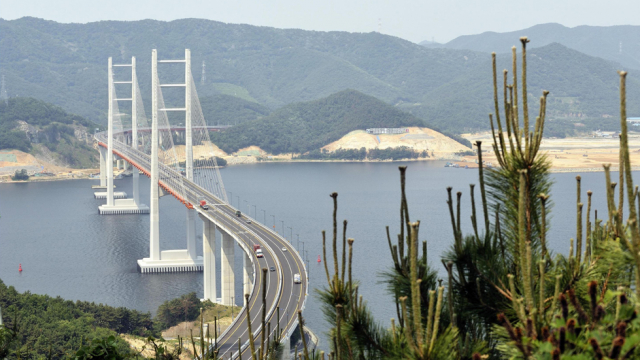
[106,57,114,207]
[186,210,196,260]
[132,165,140,204]
[132,55,140,206]
[149,49,160,261]
[200,214,217,302]
[91,146,113,189]
[221,230,235,306]
[99,147,106,187]
[280,336,290,360]
[243,251,252,302]
[184,48,197,261]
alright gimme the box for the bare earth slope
[322,127,469,159]
[463,132,640,172]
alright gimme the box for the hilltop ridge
[210,89,470,157]
[431,22,640,70]
[2,18,640,136]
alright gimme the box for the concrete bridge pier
[91,147,115,190]
[201,214,217,302]
[221,231,235,306]
[91,146,110,189]
[280,336,291,360]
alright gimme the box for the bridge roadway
[95,133,308,358]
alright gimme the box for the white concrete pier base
[94,191,127,199]
[200,214,217,302]
[99,199,150,214]
[221,231,235,306]
[137,251,203,273]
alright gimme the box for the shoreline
[2,158,631,185]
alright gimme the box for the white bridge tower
[137,49,203,273]
[95,57,149,214]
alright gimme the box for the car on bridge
[199,200,209,210]
[294,273,301,284]
[235,210,241,217]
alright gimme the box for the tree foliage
[0,279,153,359]
[211,90,448,155]
[11,169,29,181]
[295,147,429,161]
[0,97,100,167]
[154,292,201,330]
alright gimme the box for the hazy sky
[3,0,640,43]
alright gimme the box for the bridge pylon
[96,56,149,214]
[137,49,203,273]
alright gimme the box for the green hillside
[0,279,155,357]
[199,94,270,126]
[0,17,484,125]
[438,23,640,70]
[0,97,100,168]
[400,43,640,134]
[211,90,435,155]
[2,18,639,136]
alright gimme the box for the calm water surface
[0,161,628,347]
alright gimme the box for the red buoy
[18,264,22,272]
[317,255,321,263]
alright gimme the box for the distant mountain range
[423,23,640,70]
[1,18,638,135]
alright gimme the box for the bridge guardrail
[250,217,309,340]
[206,205,283,359]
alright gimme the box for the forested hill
[399,42,640,133]
[3,18,640,136]
[199,94,270,126]
[0,97,99,168]
[436,23,640,70]
[0,17,484,125]
[210,89,460,155]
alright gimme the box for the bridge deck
[96,134,308,358]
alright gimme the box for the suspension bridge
[92,50,308,359]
